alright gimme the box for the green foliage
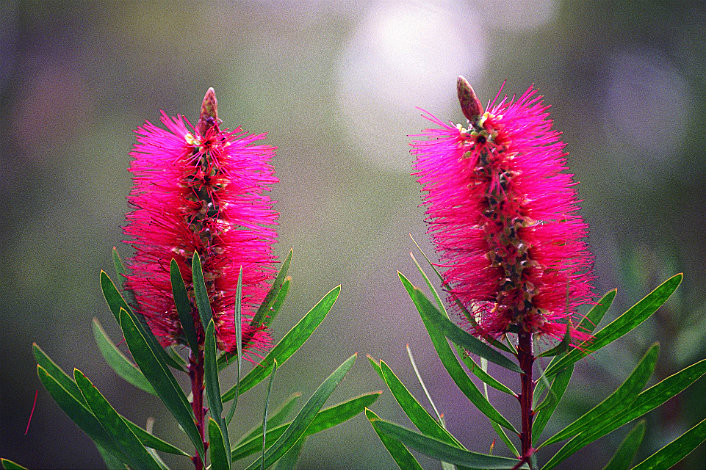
[602,421,645,470]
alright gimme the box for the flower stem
[517,331,535,467]
[189,348,207,470]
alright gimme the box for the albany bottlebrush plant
[2,89,379,470]
[366,78,706,470]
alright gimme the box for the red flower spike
[124,88,278,356]
[412,82,594,344]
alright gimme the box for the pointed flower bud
[124,88,278,355]
[457,76,484,123]
[412,82,594,343]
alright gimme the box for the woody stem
[517,330,535,466]
[189,348,206,470]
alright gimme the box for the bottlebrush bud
[457,76,484,123]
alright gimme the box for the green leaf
[100,271,185,371]
[602,420,645,470]
[261,359,278,470]
[538,323,571,358]
[370,418,526,469]
[402,275,521,373]
[209,418,231,470]
[532,364,574,442]
[226,267,244,425]
[541,343,659,448]
[192,253,213,331]
[236,392,302,447]
[631,417,706,470]
[272,435,306,470]
[124,419,190,456]
[91,318,156,395]
[33,343,84,404]
[112,247,127,289]
[242,354,357,469]
[1,459,29,470]
[544,274,681,378]
[399,273,517,433]
[457,346,515,396]
[95,441,128,470]
[118,308,204,458]
[365,408,423,470]
[252,248,293,328]
[74,369,162,470]
[223,286,341,401]
[540,357,706,470]
[170,259,199,353]
[205,319,231,466]
[36,365,128,464]
[379,360,463,447]
[232,391,380,461]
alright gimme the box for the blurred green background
[1,1,704,469]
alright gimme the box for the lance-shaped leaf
[241,354,357,469]
[231,391,380,461]
[369,418,526,469]
[532,364,574,442]
[541,343,659,447]
[226,267,244,425]
[260,359,279,469]
[602,420,645,470]
[112,247,128,290]
[366,408,423,470]
[235,393,301,446]
[222,286,341,401]
[544,274,681,378]
[631,418,706,470]
[1,460,29,470]
[192,254,213,330]
[402,275,520,373]
[92,318,156,395]
[209,418,230,470]
[100,271,184,371]
[272,436,306,470]
[170,259,199,353]
[118,308,204,458]
[251,248,293,328]
[399,273,517,432]
[205,319,230,466]
[74,369,162,470]
[541,357,706,470]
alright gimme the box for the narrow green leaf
[457,346,515,396]
[74,370,162,470]
[192,254,213,330]
[1,459,29,470]
[406,345,444,422]
[112,247,127,289]
[631,417,706,470]
[366,408,424,470]
[205,319,231,465]
[262,360,278,470]
[403,276,521,373]
[540,357,706,470]
[232,391,380,461]
[33,343,84,404]
[236,393,302,446]
[36,365,127,464]
[208,418,231,470]
[95,441,129,470]
[532,364,574,442]
[223,286,341,401]
[538,323,571,358]
[399,273,517,432]
[124,419,190,456]
[272,435,306,470]
[370,418,526,469]
[367,355,384,381]
[542,343,659,447]
[100,271,184,371]
[170,259,199,353]
[544,275,681,378]
[379,360,463,447]
[242,354,357,470]
[602,420,645,470]
[118,308,204,458]
[226,267,244,425]
[578,289,617,334]
[252,248,293,327]
[268,278,291,326]
[91,318,156,395]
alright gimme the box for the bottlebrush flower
[412,77,594,343]
[124,88,278,354]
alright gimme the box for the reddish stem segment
[517,331,535,465]
[189,349,206,470]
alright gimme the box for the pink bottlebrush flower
[412,77,594,343]
[124,88,278,354]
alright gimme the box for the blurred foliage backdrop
[1,1,704,469]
